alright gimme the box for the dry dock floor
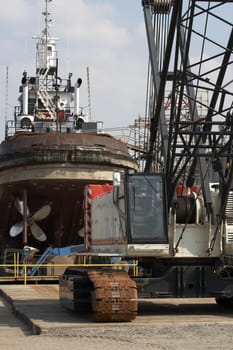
[1,284,233,349]
[1,284,233,335]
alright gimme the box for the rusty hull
[0,132,137,253]
[0,132,137,170]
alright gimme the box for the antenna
[87,66,92,121]
[43,0,52,63]
[5,66,9,138]
[43,0,52,38]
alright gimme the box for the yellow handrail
[0,261,138,285]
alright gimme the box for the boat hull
[0,132,137,259]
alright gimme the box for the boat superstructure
[0,0,137,273]
[9,0,89,134]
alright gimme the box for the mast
[33,0,59,119]
[44,0,51,51]
[35,0,58,75]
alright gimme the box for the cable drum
[153,0,172,14]
[176,195,196,224]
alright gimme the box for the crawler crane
[60,0,233,321]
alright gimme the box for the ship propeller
[9,199,51,242]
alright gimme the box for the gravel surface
[1,324,233,350]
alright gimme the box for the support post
[23,189,28,245]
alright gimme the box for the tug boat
[0,0,137,273]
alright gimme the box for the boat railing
[5,119,102,138]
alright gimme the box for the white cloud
[53,1,129,48]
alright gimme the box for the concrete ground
[1,284,233,350]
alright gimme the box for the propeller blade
[29,221,47,241]
[14,198,30,216]
[14,198,24,215]
[9,222,23,237]
[32,204,51,221]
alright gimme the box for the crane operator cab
[127,174,168,243]
[113,172,169,256]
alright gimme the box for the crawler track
[88,270,137,322]
[60,269,138,322]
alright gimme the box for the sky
[0,0,148,141]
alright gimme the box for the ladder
[37,69,56,119]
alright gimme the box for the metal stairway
[28,246,53,276]
[37,69,56,119]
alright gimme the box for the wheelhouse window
[47,45,52,55]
